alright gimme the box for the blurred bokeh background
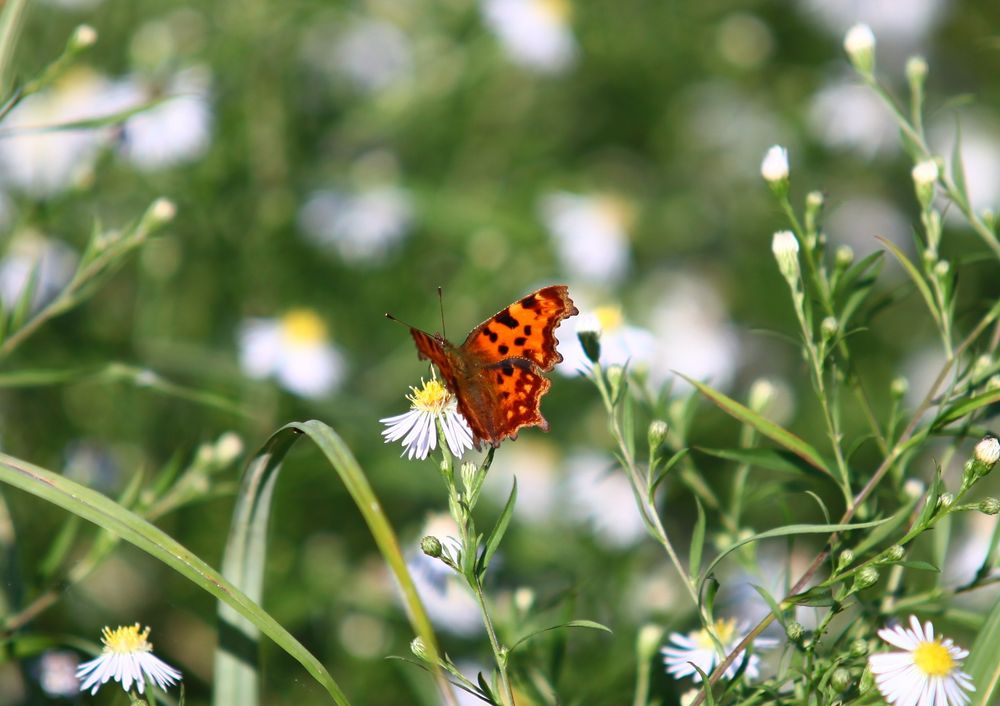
[1,0,999,703]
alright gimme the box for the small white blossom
[662,617,778,683]
[481,0,577,74]
[771,230,800,282]
[76,624,181,695]
[760,145,789,183]
[912,159,939,187]
[238,309,345,398]
[298,185,413,265]
[869,615,974,706]
[541,192,632,284]
[37,650,80,698]
[380,378,474,460]
[844,23,876,74]
[974,436,1000,466]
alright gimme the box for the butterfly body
[409,285,578,448]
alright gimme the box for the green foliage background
[1,0,999,704]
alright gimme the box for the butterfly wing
[471,358,552,447]
[461,285,579,371]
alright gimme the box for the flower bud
[821,316,838,340]
[890,376,909,400]
[906,56,928,86]
[214,432,244,466]
[978,497,1000,515]
[748,378,775,413]
[806,190,824,211]
[410,636,430,662]
[461,461,478,493]
[761,145,789,193]
[933,260,950,279]
[844,24,876,77]
[903,478,925,499]
[70,24,98,51]
[975,435,1000,467]
[853,566,879,590]
[647,419,669,449]
[912,159,939,209]
[577,327,601,364]
[772,230,801,284]
[606,364,625,398]
[937,492,954,509]
[837,550,854,571]
[835,245,854,269]
[786,621,805,642]
[988,374,1000,392]
[849,638,868,657]
[859,665,875,694]
[831,667,852,692]
[514,587,535,613]
[420,535,443,558]
[149,197,177,225]
[881,545,905,563]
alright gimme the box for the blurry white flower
[868,616,974,706]
[648,276,740,391]
[557,304,656,376]
[809,78,898,157]
[662,617,777,683]
[118,67,213,171]
[715,13,773,70]
[800,0,946,52]
[564,451,647,547]
[0,69,124,198]
[912,159,939,187]
[407,514,482,636]
[331,19,413,91]
[760,145,789,183]
[238,309,345,398]
[299,186,413,264]
[64,440,120,493]
[484,439,560,523]
[0,232,77,312]
[481,0,577,73]
[826,196,910,257]
[76,624,181,695]
[930,115,1000,221]
[540,192,632,285]
[380,378,474,461]
[36,651,79,698]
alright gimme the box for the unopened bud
[890,376,909,400]
[149,197,177,225]
[410,636,430,661]
[606,364,625,398]
[937,492,954,509]
[786,621,805,642]
[979,497,1000,515]
[761,145,790,193]
[849,638,868,657]
[821,316,838,340]
[912,159,939,209]
[70,24,98,50]
[420,535,443,558]
[844,24,876,76]
[461,461,478,493]
[647,420,669,449]
[748,378,775,413]
[835,245,855,268]
[837,550,855,571]
[853,566,879,590]
[772,230,801,284]
[214,432,243,465]
[881,545,905,563]
[933,260,950,279]
[514,587,535,613]
[577,325,601,364]
[903,478,925,499]
[974,436,1000,466]
[906,56,928,85]
[831,667,852,692]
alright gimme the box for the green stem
[0,0,29,100]
[473,581,515,706]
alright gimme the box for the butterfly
[407,285,578,448]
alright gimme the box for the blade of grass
[0,451,350,705]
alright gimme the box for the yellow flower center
[101,624,153,654]
[693,618,738,650]
[536,0,571,22]
[281,309,327,345]
[913,640,955,677]
[408,378,452,414]
[594,305,624,332]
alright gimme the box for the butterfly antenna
[385,312,417,330]
[437,286,447,338]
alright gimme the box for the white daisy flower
[238,309,345,398]
[118,66,213,171]
[563,451,648,548]
[540,192,632,285]
[76,624,181,695]
[557,304,656,377]
[298,185,413,265]
[869,615,975,706]
[481,0,577,74]
[662,617,777,683]
[380,378,474,461]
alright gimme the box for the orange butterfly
[406,285,578,448]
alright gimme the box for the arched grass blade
[0,451,349,705]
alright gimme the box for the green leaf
[749,584,786,628]
[933,389,1000,429]
[649,448,689,497]
[0,0,29,98]
[509,619,612,653]
[895,560,940,572]
[681,377,834,478]
[215,420,456,705]
[700,519,889,584]
[876,236,941,327]
[852,497,920,556]
[689,498,706,578]
[966,593,1000,706]
[698,447,824,479]
[478,477,517,580]
[951,123,971,210]
[0,450,350,705]
[690,665,717,706]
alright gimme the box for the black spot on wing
[495,310,519,329]
[523,325,532,335]
[520,295,539,309]
[498,344,509,355]
[501,364,514,376]
[482,326,498,343]
[513,337,526,346]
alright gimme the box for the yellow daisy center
[101,624,153,654]
[594,305,624,333]
[408,378,451,414]
[913,640,955,677]
[693,618,737,650]
[281,309,327,345]
[536,0,571,22]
